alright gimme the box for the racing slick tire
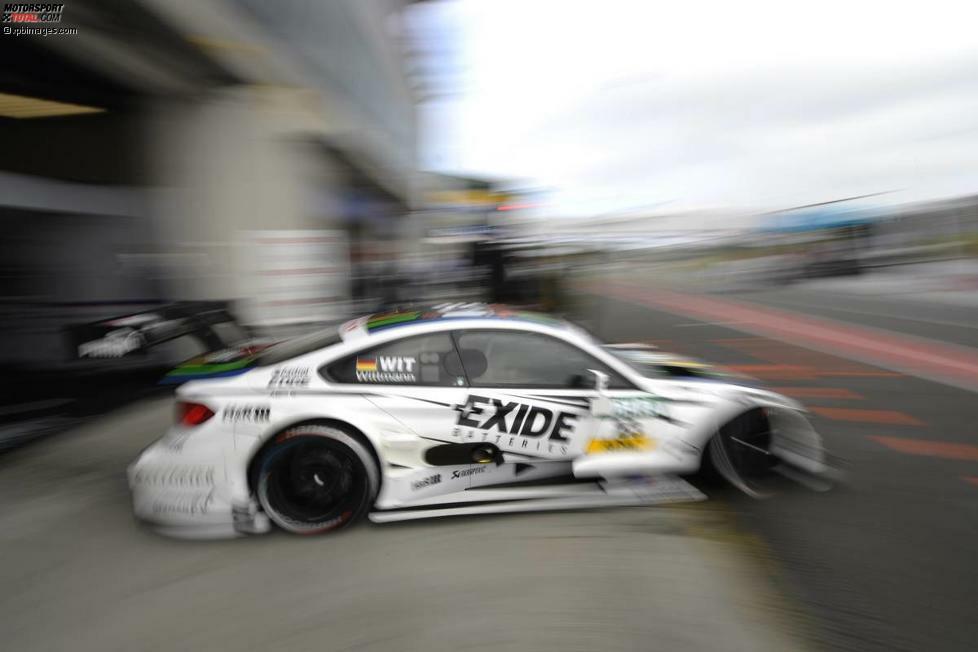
[256,425,379,535]
[706,408,779,498]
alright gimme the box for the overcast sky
[415,0,978,218]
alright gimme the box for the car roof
[338,303,573,342]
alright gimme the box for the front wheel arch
[699,407,778,497]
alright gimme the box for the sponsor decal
[586,434,655,454]
[451,466,489,479]
[269,366,309,388]
[411,473,442,491]
[612,396,669,420]
[451,394,576,455]
[356,356,417,383]
[595,397,672,445]
[222,404,270,423]
[131,465,215,488]
[151,490,214,516]
[78,328,144,358]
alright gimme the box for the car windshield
[253,329,342,366]
[603,347,669,378]
[604,346,740,381]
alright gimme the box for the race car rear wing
[66,302,252,361]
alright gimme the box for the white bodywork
[128,306,829,538]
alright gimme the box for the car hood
[605,343,757,385]
[632,372,805,413]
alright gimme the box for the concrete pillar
[146,85,352,328]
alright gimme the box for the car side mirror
[588,369,609,392]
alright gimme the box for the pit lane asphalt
[0,398,807,651]
[577,280,978,652]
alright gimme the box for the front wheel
[706,408,778,498]
[257,425,379,535]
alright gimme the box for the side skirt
[368,476,706,523]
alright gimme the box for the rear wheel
[706,408,778,497]
[257,425,379,535]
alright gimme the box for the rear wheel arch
[247,418,383,497]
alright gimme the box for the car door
[449,328,642,460]
[321,331,471,454]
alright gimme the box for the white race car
[128,303,831,538]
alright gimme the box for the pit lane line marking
[674,321,752,328]
[869,436,978,462]
[714,338,882,372]
[814,370,904,378]
[713,338,900,381]
[808,408,924,426]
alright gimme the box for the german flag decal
[356,357,378,372]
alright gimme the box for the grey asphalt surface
[711,284,978,349]
[0,397,806,651]
[577,278,978,652]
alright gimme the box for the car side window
[323,333,466,387]
[454,330,632,389]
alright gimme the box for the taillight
[177,401,215,427]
